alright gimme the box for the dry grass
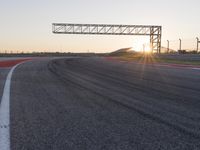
[110,53,200,66]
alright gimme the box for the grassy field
[109,53,200,66]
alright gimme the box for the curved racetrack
[2,57,200,149]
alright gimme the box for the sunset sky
[0,0,200,53]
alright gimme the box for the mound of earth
[109,47,136,56]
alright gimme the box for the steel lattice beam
[52,23,162,53]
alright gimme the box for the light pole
[167,40,169,53]
[179,38,182,51]
[143,44,145,53]
[196,37,199,52]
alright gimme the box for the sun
[143,44,151,53]
[131,37,151,53]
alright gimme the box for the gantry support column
[150,26,162,53]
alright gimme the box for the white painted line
[0,63,21,150]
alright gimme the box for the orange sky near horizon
[0,0,200,53]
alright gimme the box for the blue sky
[0,0,200,52]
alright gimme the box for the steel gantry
[52,23,162,53]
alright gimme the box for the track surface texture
[8,57,200,150]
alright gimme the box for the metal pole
[167,40,169,53]
[179,39,182,51]
[143,44,145,53]
[159,26,162,54]
[196,37,199,52]
[150,27,154,53]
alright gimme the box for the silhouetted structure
[52,23,162,53]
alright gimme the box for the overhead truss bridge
[52,23,162,53]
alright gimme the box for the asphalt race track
[1,57,200,150]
